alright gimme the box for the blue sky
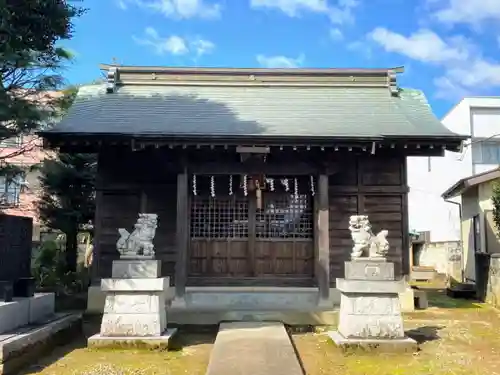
[63,0,500,118]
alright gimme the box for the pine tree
[0,1,85,168]
[38,151,96,273]
[37,86,97,272]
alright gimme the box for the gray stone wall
[486,255,500,307]
[415,241,462,281]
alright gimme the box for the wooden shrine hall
[40,64,466,323]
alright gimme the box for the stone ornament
[116,213,158,258]
[348,215,389,259]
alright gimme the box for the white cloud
[367,26,500,99]
[329,27,343,41]
[428,0,500,26]
[250,0,328,16]
[256,54,305,68]
[116,0,128,9]
[368,28,471,64]
[191,38,215,56]
[250,0,358,24]
[133,28,215,57]
[119,0,220,19]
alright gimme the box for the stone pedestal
[328,259,417,352]
[88,259,177,349]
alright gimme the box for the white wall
[408,97,500,243]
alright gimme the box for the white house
[407,97,500,278]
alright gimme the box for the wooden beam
[174,170,189,299]
[189,162,324,175]
[315,174,330,302]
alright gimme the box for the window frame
[0,172,26,206]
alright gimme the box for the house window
[471,141,500,164]
[473,214,482,253]
[0,136,23,148]
[0,174,25,206]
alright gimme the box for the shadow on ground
[426,290,482,309]
[15,317,219,374]
[15,326,87,375]
[406,325,443,344]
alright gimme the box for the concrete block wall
[486,255,500,307]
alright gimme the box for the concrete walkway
[205,322,303,375]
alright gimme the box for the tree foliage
[492,182,500,235]
[0,0,85,164]
[38,151,96,272]
[37,86,96,272]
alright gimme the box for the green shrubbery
[492,182,500,235]
[32,239,89,295]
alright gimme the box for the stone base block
[87,285,106,314]
[112,260,161,279]
[29,293,55,323]
[88,328,177,350]
[101,277,169,293]
[327,331,418,353]
[104,293,165,314]
[345,261,394,281]
[338,293,405,338]
[338,314,405,339]
[100,312,167,337]
[0,294,55,335]
[336,278,406,294]
[399,287,415,312]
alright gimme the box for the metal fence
[0,214,34,301]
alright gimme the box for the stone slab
[100,312,167,337]
[338,313,405,339]
[88,328,177,350]
[112,260,161,279]
[101,277,169,292]
[327,330,418,353]
[0,313,81,367]
[29,293,55,323]
[0,294,53,335]
[336,278,406,294]
[399,287,416,313]
[345,261,394,281]
[205,322,302,375]
[120,255,155,260]
[104,293,165,314]
[0,299,29,335]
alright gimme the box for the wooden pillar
[315,174,330,302]
[91,190,103,282]
[174,170,189,299]
[401,156,410,277]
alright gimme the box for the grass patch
[293,292,500,375]
[18,321,216,375]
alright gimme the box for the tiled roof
[45,82,461,140]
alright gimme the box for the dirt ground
[294,291,500,375]
[16,291,500,375]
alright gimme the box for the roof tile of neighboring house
[442,167,500,199]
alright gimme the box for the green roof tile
[45,83,462,140]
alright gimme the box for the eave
[39,131,466,156]
[442,167,500,199]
